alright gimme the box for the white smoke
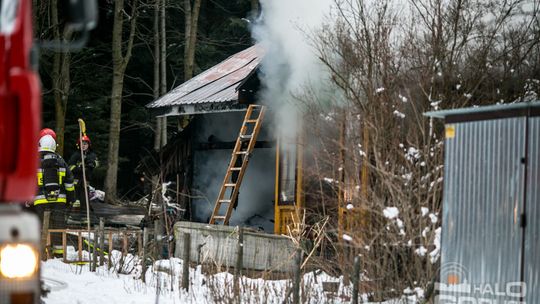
[252,0,335,138]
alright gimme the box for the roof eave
[150,101,249,117]
[425,101,540,123]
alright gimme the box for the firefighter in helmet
[35,134,75,250]
[68,135,99,221]
[25,128,61,215]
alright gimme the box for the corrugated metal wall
[441,118,526,301]
[525,116,540,302]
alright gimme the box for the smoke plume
[252,0,335,138]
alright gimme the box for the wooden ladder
[209,104,266,225]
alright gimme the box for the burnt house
[146,45,303,234]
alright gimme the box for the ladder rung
[245,119,258,123]
[235,151,248,155]
[230,167,242,171]
[239,134,252,140]
[224,183,236,187]
[219,199,232,203]
[213,216,226,220]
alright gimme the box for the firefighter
[68,135,99,221]
[24,128,58,215]
[35,134,75,250]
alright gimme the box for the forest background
[36,0,256,199]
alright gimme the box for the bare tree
[51,0,72,155]
[152,0,169,150]
[305,0,539,301]
[104,0,140,202]
[160,0,168,147]
[153,0,162,151]
[184,0,202,80]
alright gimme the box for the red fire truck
[0,1,96,303]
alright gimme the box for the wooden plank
[122,231,128,256]
[137,232,142,257]
[99,219,105,266]
[41,211,50,261]
[142,228,149,283]
[181,233,191,290]
[108,231,113,270]
[92,229,98,271]
[62,231,67,263]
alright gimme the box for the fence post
[181,232,191,291]
[154,220,163,259]
[99,218,105,266]
[122,229,128,257]
[293,249,302,304]
[78,231,83,262]
[107,231,113,270]
[92,228,98,272]
[234,226,244,297]
[62,231,67,263]
[137,231,143,256]
[352,255,361,304]
[142,227,149,283]
[40,211,51,261]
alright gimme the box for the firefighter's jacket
[68,150,98,182]
[34,151,75,205]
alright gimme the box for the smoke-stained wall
[191,111,275,232]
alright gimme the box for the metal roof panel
[425,101,540,118]
[147,44,264,109]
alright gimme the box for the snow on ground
[42,259,159,304]
[40,252,338,303]
[41,251,415,304]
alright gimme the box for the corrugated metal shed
[426,101,540,302]
[524,116,540,303]
[146,44,264,115]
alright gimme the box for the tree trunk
[104,0,139,202]
[51,0,71,155]
[160,0,167,147]
[184,0,202,80]
[160,0,167,96]
[153,0,162,150]
[153,0,168,150]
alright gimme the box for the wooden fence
[44,228,143,263]
[41,213,145,272]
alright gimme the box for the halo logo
[439,262,468,286]
[435,262,526,303]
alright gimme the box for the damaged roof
[146,44,264,115]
